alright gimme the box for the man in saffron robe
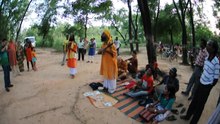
[98,29,118,93]
[67,34,77,79]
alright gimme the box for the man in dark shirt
[155,67,179,95]
[126,51,138,78]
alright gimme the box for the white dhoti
[70,68,77,75]
[103,79,116,93]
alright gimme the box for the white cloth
[70,68,77,75]
[103,78,116,93]
[154,105,171,122]
[114,40,120,49]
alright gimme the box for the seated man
[126,51,138,78]
[125,68,154,98]
[117,57,128,80]
[155,67,179,96]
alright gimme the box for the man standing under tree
[181,39,208,100]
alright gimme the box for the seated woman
[117,57,128,80]
[139,85,176,123]
[126,51,138,78]
[125,68,154,98]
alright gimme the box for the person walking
[1,39,13,92]
[180,40,220,124]
[98,29,118,94]
[181,39,208,100]
[61,34,69,66]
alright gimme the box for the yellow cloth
[63,40,68,51]
[100,29,118,80]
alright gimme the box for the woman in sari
[8,39,20,75]
[67,34,77,79]
[98,29,118,93]
[16,42,25,72]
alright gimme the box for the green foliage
[0,0,29,39]
[195,24,213,43]
[64,0,113,37]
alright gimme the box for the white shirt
[78,41,84,49]
[114,40,121,49]
[200,56,220,85]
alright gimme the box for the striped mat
[111,82,147,123]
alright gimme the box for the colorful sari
[67,42,77,76]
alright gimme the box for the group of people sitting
[116,50,179,123]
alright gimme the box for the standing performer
[98,29,118,94]
[67,34,78,79]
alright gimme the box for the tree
[36,0,60,47]
[137,0,157,64]
[213,0,220,32]
[173,0,190,64]
[65,0,113,38]
[0,0,30,39]
[15,0,33,42]
[127,0,134,52]
[106,8,128,45]
[156,4,181,46]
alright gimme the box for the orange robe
[100,43,118,80]
[67,42,77,68]
[118,59,128,76]
[26,47,32,62]
[8,42,17,66]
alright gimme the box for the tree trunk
[127,0,134,52]
[84,14,88,38]
[42,34,46,47]
[134,9,139,52]
[137,0,156,64]
[173,0,189,65]
[153,0,160,43]
[15,0,33,42]
[182,17,188,64]
[189,0,195,52]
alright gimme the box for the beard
[101,36,107,42]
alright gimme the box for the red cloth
[125,81,136,89]
[26,47,32,62]
[141,74,154,93]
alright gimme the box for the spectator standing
[0,39,13,92]
[181,40,220,124]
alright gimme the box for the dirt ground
[0,47,219,124]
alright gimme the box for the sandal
[176,103,184,108]
[180,107,186,114]
[171,109,179,115]
[166,115,177,121]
